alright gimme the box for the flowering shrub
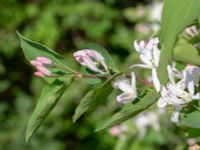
[18,0,200,149]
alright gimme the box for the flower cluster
[157,65,200,123]
[112,37,200,124]
[30,56,53,77]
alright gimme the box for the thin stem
[74,72,154,87]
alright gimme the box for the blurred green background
[0,0,190,150]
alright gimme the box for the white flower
[132,38,160,69]
[150,2,163,22]
[73,49,108,74]
[157,65,200,123]
[113,72,137,103]
[134,111,160,138]
[131,38,161,92]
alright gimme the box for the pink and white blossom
[73,49,108,74]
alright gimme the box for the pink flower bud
[109,126,122,137]
[30,60,43,67]
[73,49,108,73]
[187,138,197,146]
[34,71,45,77]
[36,66,53,76]
[36,56,53,65]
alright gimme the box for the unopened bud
[36,66,53,76]
[36,56,53,65]
[34,71,45,77]
[30,60,43,67]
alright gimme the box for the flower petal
[130,64,152,69]
[152,46,160,67]
[193,92,200,100]
[157,98,167,108]
[116,92,135,103]
[171,107,181,124]
[140,54,152,67]
[134,40,143,54]
[167,65,175,84]
[152,68,161,92]
[131,72,137,95]
[188,80,195,95]
[83,57,103,73]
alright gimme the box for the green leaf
[86,43,118,72]
[180,110,200,129]
[73,73,121,123]
[80,66,102,85]
[17,32,75,74]
[158,0,200,84]
[95,89,159,131]
[160,0,200,44]
[174,42,200,66]
[26,79,72,142]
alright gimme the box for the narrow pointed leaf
[73,73,121,123]
[17,32,74,74]
[26,79,72,142]
[96,89,159,131]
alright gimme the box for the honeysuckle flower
[157,65,200,123]
[113,72,137,103]
[30,56,53,77]
[73,49,108,74]
[131,38,161,92]
[134,111,160,138]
